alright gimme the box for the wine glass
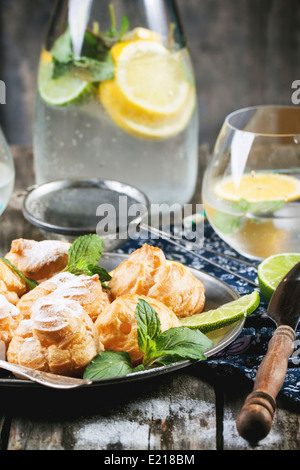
[33,0,198,212]
[202,105,300,260]
[0,127,15,217]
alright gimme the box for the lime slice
[258,253,300,302]
[180,291,260,333]
[38,61,89,106]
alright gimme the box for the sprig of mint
[101,4,130,43]
[136,299,213,367]
[83,351,144,380]
[64,234,111,286]
[51,4,129,81]
[0,257,38,290]
[51,28,115,81]
[213,198,285,235]
[83,299,213,380]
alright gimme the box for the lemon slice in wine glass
[215,173,300,203]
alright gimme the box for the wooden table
[0,146,299,452]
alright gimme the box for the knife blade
[236,261,300,444]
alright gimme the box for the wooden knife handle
[236,325,295,443]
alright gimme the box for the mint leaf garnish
[137,300,213,368]
[213,197,286,235]
[84,299,213,379]
[152,327,212,365]
[67,234,103,272]
[136,298,162,357]
[213,210,241,235]
[83,351,144,380]
[75,260,111,288]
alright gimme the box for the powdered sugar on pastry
[17,272,111,322]
[7,295,103,377]
[9,239,70,271]
[5,239,71,283]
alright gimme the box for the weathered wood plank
[222,380,300,450]
[6,372,217,450]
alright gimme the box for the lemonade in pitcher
[33,1,198,210]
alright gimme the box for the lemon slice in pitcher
[215,173,300,203]
[99,38,196,139]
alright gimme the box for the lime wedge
[258,253,300,302]
[180,291,260,333]
[38,61,89,106]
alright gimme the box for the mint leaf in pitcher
[49,5,129,82]
[72,56,114,82]
[52,28,73,64]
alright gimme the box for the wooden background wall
[0,0,300,149]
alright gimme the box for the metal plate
[0,253,243,388]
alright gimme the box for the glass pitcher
[33,0,198,211]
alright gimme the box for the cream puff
[17,272,111,322]
[5,238,71,283]
[95,294,181,365]
[108,244,205,318]
[7,294,103,377]
[147,260,205,318]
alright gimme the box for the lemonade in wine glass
[202,106,300,260]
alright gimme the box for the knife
[236,261,300,444]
